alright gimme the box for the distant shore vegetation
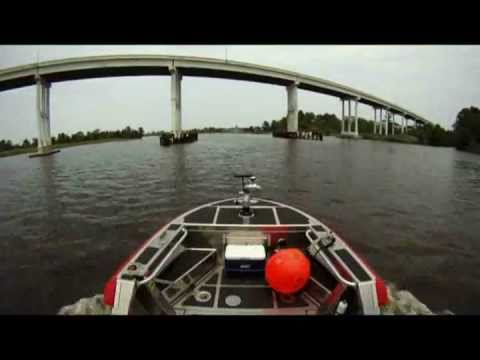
[144,107,479,152]
[0,126,144,157]
[145,125,269,136]
[270,110,457,148]
[2,106,480,157]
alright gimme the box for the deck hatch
[335,249,371,282]
[158,249,213,282]
[184,207,217,224]
[219,287,273,308]
[216,208,277,224]
[249,208,276,224]
[276,207,309,224]
[216,208,243,224]
[221,269,268,286]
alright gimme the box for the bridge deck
[0,55,431,124]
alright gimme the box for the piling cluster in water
[160,131,198,146]
[272,131,323,140]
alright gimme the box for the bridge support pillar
[373,108,376,135]
[341,99,345,134]
[348,100,352,133]
[385,110,389,136]
[392,113,395,136]
[170,68,182,138]
[30,76,59,158]
[379,108,383,135]
[354,98,359,136]
[286,82,298,133]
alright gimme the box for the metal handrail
[306,231,356,287]
[138,228,188,285]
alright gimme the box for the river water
[1,134,480,314]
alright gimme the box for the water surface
[1,134,479,314]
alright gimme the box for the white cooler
[224,244,266,273]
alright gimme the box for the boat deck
[147,226,338,315]
[115,197,378,315]
[172,263,333,315]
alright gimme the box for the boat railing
[138,228,189,285]
[306,231,356,287]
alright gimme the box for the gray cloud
[1,45,479,143]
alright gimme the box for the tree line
[407,107,480,149]
[268,111,342,135]
[2,107,477,153]
[0,126,144,152]
[267,110,458,147]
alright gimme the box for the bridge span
[0,55,432,155]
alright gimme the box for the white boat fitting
[103,175,389,315]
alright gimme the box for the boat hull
[104,197,387,315]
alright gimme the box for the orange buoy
[265,249,311,295]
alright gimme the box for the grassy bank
[336,133,359,139]
[0,138,139,158]
[459,142,480,155]
[361,133,419,144]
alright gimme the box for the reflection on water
[1,134,480,314]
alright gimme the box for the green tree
[0,140,14,151]
[71,131,85,142]
[57,133,70,143]
[453,106,480,150]
[262,121,270,132]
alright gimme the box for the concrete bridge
[0,55,433,155]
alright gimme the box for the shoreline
[458,143,480,155]
[0,138,140,159]
[337,133,457,148]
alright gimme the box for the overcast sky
[0,45,479,143]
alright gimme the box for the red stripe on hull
[103,223,167,306]
[337,237,388,306]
